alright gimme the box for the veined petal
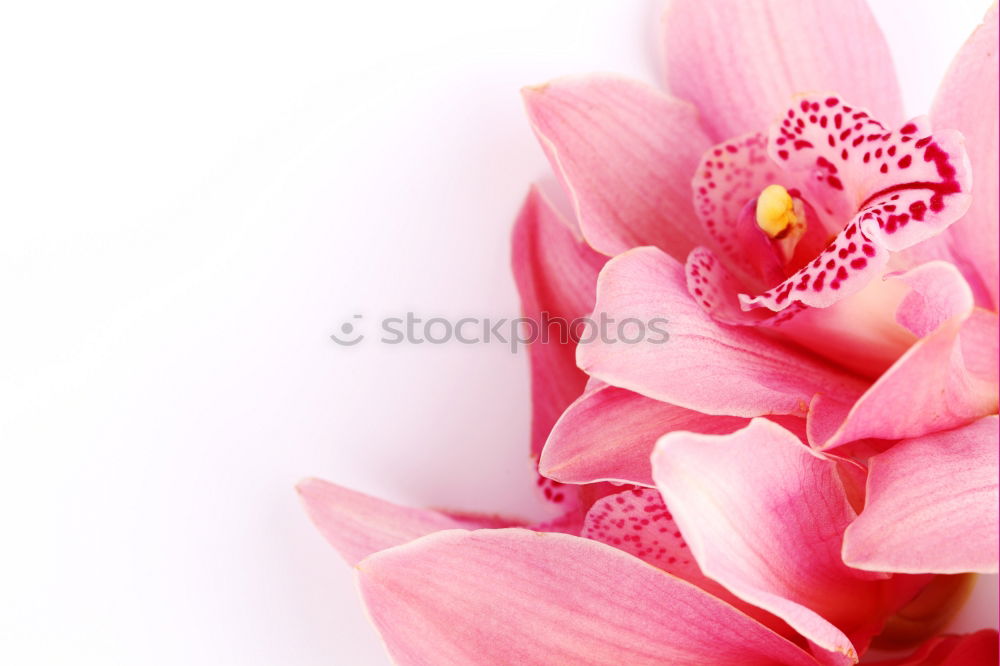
[744,96,972,312]
[511,183,605,459]
[652,419,897,663]
[296,478,518,565]
[662,0,903,141]
[843,416,1000,575]
[577,246,867,418]
[923,5,999,310]
[357,528,819,666]
[522,75,712,258]
[540,383,748,487]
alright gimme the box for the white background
[1,1,995,664]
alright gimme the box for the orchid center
[749,183,815,268]
[755,184,798,238]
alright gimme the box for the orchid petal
[662,0,903,141]
[522,75,712,258]
[652,419,895,663]
[577,246,867,418]
[924,5,999,309]
[843,416,999,575]
[296,478,517,565]
[540,383,748,486]
[357,528,819,666]
[511,183,605,459]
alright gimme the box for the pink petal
[540,383,748,486]
[924,5,999,309]
[809,308,999,450]
[662,0,903,141]
[511,183,606,459]
[577,246,867,418]
[296,478,520,565]
[521,74,712,258]
[357,528,819,665]
[865,630,999,666]
[891,261,975,338]
[652,419,894,663]
[842,416,999,575]
[744,96,972,312]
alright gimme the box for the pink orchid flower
[300,1,999,664]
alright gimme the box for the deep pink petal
[809,308,999,450]
[511,183,606,459]
[296,478,518,565]
[922,5,999,309]
[865,630,999,666]
[577,246,867,418]
[521,75,712,258]
[652,419,894,663]
[662,0,903,141]
[842,416,999,574]
[540,383,748,486]
[744,96,972,312]
[357,528,819,666]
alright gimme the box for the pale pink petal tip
[296,478,504,565]
[522,75,712,259]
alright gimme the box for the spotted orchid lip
[687,94,973,316]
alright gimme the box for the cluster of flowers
[300,2,999,664]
